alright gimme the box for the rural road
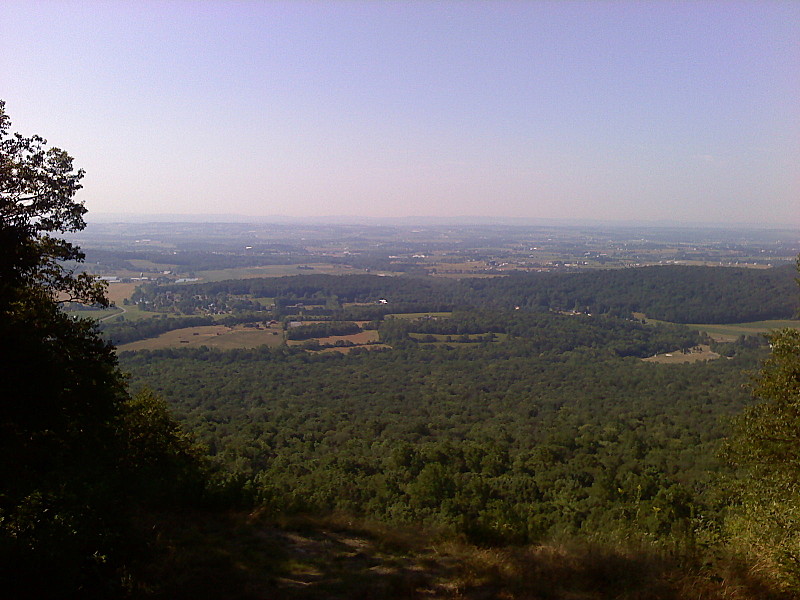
[98,304,127,322]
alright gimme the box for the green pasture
[686,319,800,342]
[636,313,800,342]
[196,264,384,282]
[634,312,800,342]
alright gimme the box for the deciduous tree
[0,100,204,597]
[722,262,800,589]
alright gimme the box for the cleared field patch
[105,282,139,305]
[62,281,140,322]
[633,314,800,343]
[196,264,394,282]
[117,305,153,321]
[643,345,720,364]
[286,330,379,347]
[686,320,800,342]
[118,324,285,352]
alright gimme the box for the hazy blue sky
[3,1,798,224]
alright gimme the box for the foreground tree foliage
[0,101,205,597]
[723,326,800,590]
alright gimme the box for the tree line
[136,263,798,324]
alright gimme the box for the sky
[2,1,799,225]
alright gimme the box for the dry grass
[131,512,791,600]
[118,324,285,352]
[285,330,380,347]
[119,324,384,353]
[130,511,792,600]
[105,281,140,304]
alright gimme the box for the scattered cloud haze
[2,1,798,225]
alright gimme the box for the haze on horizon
[2,1,798,226]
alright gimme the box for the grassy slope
[634,313,800,342]
[118,325,286,352]
[686,320,800,342]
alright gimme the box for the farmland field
[105,282,139,305]
[195,264,392,282]
[687,319,800,342]
[633,313,800,343]
[65,281,143,321]
[118,324,285,351]
[285,330,380,347]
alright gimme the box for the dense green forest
[112,268,800,596]
[463,264,799,323]
[119,311,753,544]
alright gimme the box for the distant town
[67,221,800,288]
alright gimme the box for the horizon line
[84,212,800,230]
